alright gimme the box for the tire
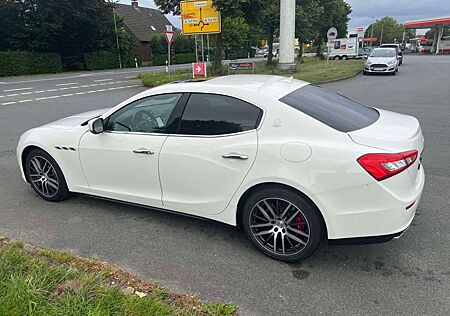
[341,55,348,60]
[392,70,397,76]
[333,56,340,60]
[363,70,368,75]
[242,187,322,262]
[25,149,70,202]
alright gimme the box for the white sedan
[17,75,425,262]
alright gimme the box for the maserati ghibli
[17,75,425,261]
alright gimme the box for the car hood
[367,57,396,64]
[42,108,111,130]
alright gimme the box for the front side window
[178,93,262,136]
[105,93,182,133]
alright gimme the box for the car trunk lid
[348,108,424,184]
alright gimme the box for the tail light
[357,150,418,181]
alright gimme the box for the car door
[79,93,183,206]
[159,93,263,215]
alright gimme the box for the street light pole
[276,0,296,72]
[113,8,123,69]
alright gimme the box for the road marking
[3,87,33,92]
[20,92,33,95]
[55,82,78,86]
[46,89,58,92]
[1,84,141,105]
[6,94,19,97]
[94,79,113,82]
[35,91,46,93]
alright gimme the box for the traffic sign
[181,0,221,35]
[327,27,338,41]
[192,62,207,77]
[164,31,175,45]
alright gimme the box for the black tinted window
[178,94,262,135]
[279,85,379,132]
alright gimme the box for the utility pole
[380,24,384,46]
[370,16,374,47]
[113,8,122,69]
[276,0,296,72]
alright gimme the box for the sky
[118,0,448,35]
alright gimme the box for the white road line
[6,94,19,97]
[3,87,33,92]
[20,92,33,95]
[46,89,58,92]
[94,79,113,82]
[55,82,78,86]
[2,84,142,105]
[35,91,46,93]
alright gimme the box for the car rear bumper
[312,166,425,240]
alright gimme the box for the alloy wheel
[28,156,59,198]
[249,198,310,256]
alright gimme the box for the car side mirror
[88,117,104,134]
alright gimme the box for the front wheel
[25,149,70,202]
[242,188,322,262]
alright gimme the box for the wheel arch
[21,145,54,183]
[236,182,328,239]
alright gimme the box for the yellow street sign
[181,0,221,35]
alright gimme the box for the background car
[364,47,399,75]
[17,75,424,262]
[380,43,404,65]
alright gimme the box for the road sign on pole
[181,0,221,35]
[165,29,175,78]
[357,26,365,38]
[192,62,207,78]
[326,27,338,73]
[164,31,175,46]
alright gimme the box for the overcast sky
[118,0,448,35]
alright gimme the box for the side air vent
[55,146,76,151]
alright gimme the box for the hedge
[152,55,169,66]
[175,53,196,64]
[83,51,120,71]
[0,51,63,77]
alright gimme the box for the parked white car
[17,75,425,262]
[364,48,399,75]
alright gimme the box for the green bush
[0,51,63,77]
[152,55,169,66]
[83,51,121,71]
[175,53,196,64]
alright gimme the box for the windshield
[370,49,396,58]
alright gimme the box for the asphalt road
[1,55,449,315]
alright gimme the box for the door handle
[133,148,155,155]
[222,153,249,160]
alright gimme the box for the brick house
[115,0,174,65]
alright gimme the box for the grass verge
[0,237,237,316]
[140,57,363,87]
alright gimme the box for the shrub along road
[0,55,449,315]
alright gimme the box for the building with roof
[115,0,174,65]
[405,16,450,54]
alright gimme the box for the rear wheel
[341,55,348,60]
[333,56,340,60]
[242,188,322,262]
[25,149,70,202]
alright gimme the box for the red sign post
[192,62,207,78]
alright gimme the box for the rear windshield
[279,85,379,132]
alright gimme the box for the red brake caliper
[294,215,305,231]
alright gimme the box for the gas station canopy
[405,16,450,29]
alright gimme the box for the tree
[365,17,415,45]
[425,28,450,40]
[314,0,352,55]
[295,0,323,59]
[254,0,279,64]
[0,0,134,69]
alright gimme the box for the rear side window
[279,85,379,132]
[178,93,262,135]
